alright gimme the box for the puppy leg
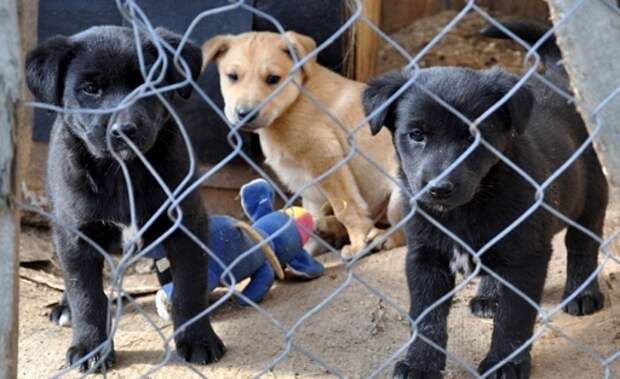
[311,165,374,259]
[469,276,500,319]
[164,209,225,365]
[364,187,405,251]
[478,255,550,379]
[383,187,406,249]
[302,198,332,256]
[394,248,454,378]
[563,212,605,315]
[55,223,118,372]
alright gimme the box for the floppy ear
[362,70,409,135]
[505,85,533,135]
[282,31,317,77]
[490,71,534,135]
[26,35,76,105]
[201,34,234,68]
[154,27,203,99]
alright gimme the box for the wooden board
[0,0,21,377]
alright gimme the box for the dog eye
[265,75,281,85]
[227,73,239,82]
[82,83,102,97]
[407,129,425,142]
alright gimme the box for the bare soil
[18,216,620,378]
[17,10,620,379]
[376,10,525,74]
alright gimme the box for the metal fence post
[0,0,21,377]
[547,0,620,203]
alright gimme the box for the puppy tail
[481,20,566,81]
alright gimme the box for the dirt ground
[16,10,620,379]
[17,213,620,378]
[376,10,525,74]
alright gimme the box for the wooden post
[546,0,620,204]
[0,0,21,377]
[344,0,382,82]
[354,0,382,82]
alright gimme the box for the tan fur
[202,31,404,258]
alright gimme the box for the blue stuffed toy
[150,178,324,320]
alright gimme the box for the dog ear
[362,71,409,135]
[282,31,317,77]
[490,71,534,135]
[26,35,76,105]
[154,27,203,99]
[505,85,533,135]
[201,34,233,68]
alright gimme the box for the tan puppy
[202,31,404,258]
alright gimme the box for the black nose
[429,181,455,199]
[236,107,257,123]
[111,123,137,139]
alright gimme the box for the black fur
[480,19,568,89]
[26,26,224,372]
[363,22,608,379]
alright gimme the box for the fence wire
[20,0,620,378]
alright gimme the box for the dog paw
[393,361,443,379]
[365,228,405,251]
[479,356,530,379]
[365,228,391,250]
[66,343,115,373]
[176,333,225,365]
[49,302,72,327]
[365,227,386,243]
[469,296,497,319]
[383,233,405,250]
[341,244,356,259]
[563,290,604,316]
[341,242,370,260]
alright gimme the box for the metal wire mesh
[20,0,620,378]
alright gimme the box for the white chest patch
[114,222,143,252]
[450,246,471,276]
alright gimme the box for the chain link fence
[15,0,620,377]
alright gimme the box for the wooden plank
[18,0,42,228]
[0,0,21,377]
[354,0,382,82]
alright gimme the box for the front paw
[341,243,364,259]
[562,290,604,316]
[479,356,530,379]
[176,331,225,365]
[66,342,115,373]
[469,296,497,319]
[365,227,390,251]
[393,361,443,379]
[49,302,72,327]
[384,232,406,250]
[365,228,405,251]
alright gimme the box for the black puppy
[26,26,225,371]
[363,22,607,378]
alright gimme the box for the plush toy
[150,178,324,320]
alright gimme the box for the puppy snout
[429,181,456,199]
[111,123,137,139]
[236,107,258,123]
